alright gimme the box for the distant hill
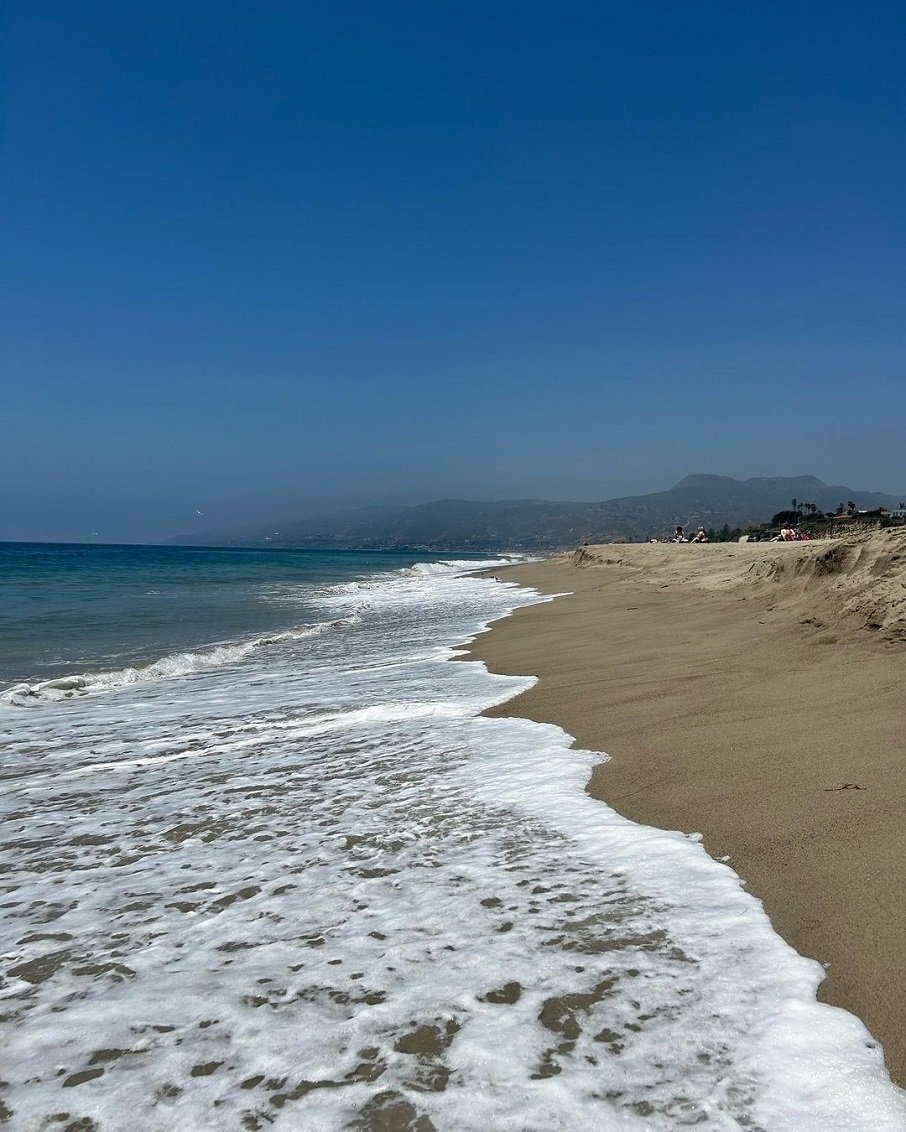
[167,475,906,551]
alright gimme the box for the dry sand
[467,529,906,1083]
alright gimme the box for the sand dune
[571,528,906,638]
[468,529,906,1082]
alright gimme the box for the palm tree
[791,498,798,514]
[847,500,856,516]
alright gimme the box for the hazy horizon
[2,469,904,547]
[5,3,906,543]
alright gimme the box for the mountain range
[168,475,906,552]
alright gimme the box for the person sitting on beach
[673,525,688,543]
[780,525,796,541]
[690,527,707,543]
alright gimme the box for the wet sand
[468,531,906,1084]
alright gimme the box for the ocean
[1,543,903,1131]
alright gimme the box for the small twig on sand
[612,779,665,801]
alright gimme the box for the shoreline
[467,532,906,1085]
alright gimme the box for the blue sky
[3,1,905,541]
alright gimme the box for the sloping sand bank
[468,529,906,1082]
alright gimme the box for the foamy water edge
[1,560,903,1130]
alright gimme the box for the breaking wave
[0,617,355,706]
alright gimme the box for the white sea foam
[0,560,903,1130]
[0,618,353,706]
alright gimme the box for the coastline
[467,532,906,1085]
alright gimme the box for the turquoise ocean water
[0,543,471,688]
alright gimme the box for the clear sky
[3,1,905,542]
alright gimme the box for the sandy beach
[468,529,906,1084]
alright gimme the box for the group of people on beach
[770,525,812,542]
[656,525,711,543]
[648,525,708,544]
[650,523,814,544]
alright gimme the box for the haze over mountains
[169,475,906,552]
